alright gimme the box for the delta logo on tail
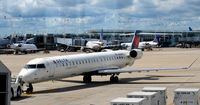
[131,30,141,49]
[131,37,140,49]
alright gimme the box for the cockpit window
[37,64,46,69]
[24,64,36,69]
[24,64,46,69]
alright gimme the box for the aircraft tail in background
[100,29,103,42]
[153,35,161,43]
[130,30,141,50]
[189,27,192,31]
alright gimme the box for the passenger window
[69,62,71,66]
[66,63,68,66]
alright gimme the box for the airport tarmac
[0,48,200,105]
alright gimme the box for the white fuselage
[121,41,158,50]
[18,50,135,83]
[86,41,103,50]
[10,43,37,52]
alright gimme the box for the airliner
[121,34,160,51]
[64,29,120,52]
[17,33,197,93]
[9,43,38,54]
[8,38,39,54]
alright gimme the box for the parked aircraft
[9,43,38,54]
[18,33,197,93]
[121,34,160,51]
[0,36,11,48]
[8,37,39,54]
[59,29,121,52]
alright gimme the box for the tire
[17,87,22,97]
[26,88,33,94]
[11,89,14,99]
[110,76,119,83]
[114,76,119,83]
[83,75,92,83]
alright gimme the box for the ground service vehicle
[11,77,22,99]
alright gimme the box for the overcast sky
[0,0,200,36]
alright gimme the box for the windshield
[24,64,36,69]
[37,64,46,68]
[24,64,46,69]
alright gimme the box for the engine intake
[129,49,143,59]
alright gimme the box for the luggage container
[142,87,167,105]
[127,91,159,105]
[174,88,200,105]
[110,97,148,105]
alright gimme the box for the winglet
[186,57,199,69]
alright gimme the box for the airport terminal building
[3,29,200,50]
[86,29,200,47]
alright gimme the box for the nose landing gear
[26,83,33,94]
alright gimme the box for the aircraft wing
[98,57,198,74]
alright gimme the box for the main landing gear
[26,83,33,94]
[83,74,119,83]
[110,74,119,83]
[83,75,92,83]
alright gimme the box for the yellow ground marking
[22,94,33,96]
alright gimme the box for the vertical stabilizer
[130,30,141,50]
[189,27,192,31]
[100,29,103,42]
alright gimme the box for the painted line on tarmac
[22,94,33,96]
[47,87,57,90]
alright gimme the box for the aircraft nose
[18,68,35,83]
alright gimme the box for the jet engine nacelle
[129,49,143,59]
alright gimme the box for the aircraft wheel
[88,76,92,83]
[83,75,92,83]
[26,88,33,94]
[11,89,14,99]
[15,51,18,55]
[114,76,119,83]
[110,76,115,83]
[110,75,119,83]
[26,83,33,94]
[83,76,87,83]
[142,48,144,51]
